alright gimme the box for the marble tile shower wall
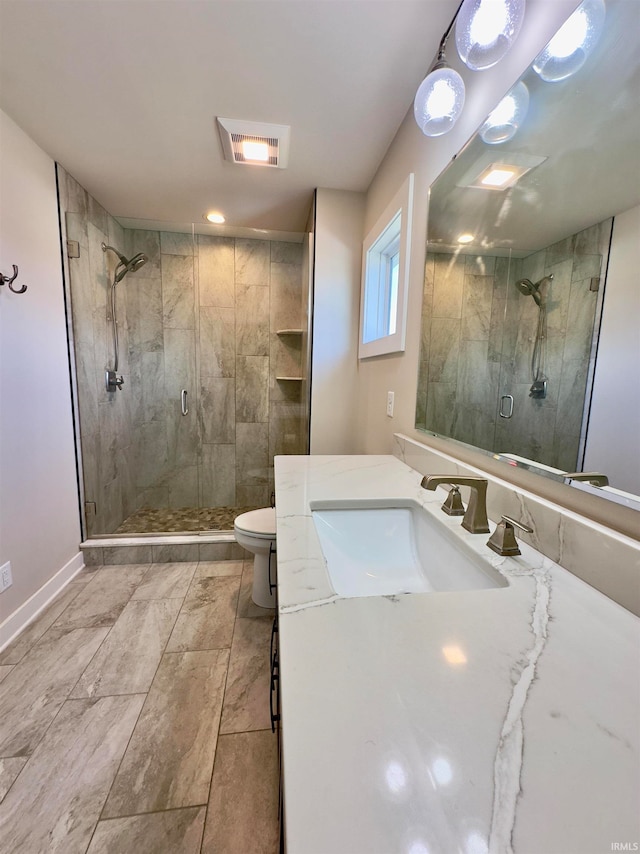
[61,170,137,537]
[417,219,611,471]
[61,171,305,536]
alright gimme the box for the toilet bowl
[234,507,277,608]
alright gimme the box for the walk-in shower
[60,167,311,540]
[515,274,553,399]
[102,242,148,392]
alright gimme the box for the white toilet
[234,507,277,608]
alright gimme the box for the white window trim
[358,172,414,359]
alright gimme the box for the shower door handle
[181,389,189,416]
[499,394,514,419]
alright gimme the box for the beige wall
[356,0,582,455]
[0,110,81,624]
[310,189,365,454]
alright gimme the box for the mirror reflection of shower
[515,274,553,399]
[101,242,148,392]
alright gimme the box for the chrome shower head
[514,274,553,307]
[114,252,148,282]
[102,243,148,283]
[128,253,148,273]
[516,278,540,301]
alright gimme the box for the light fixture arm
[431,0,466,69]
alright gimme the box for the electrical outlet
[0,561,12,593]
[386,391,395,417]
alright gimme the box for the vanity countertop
[274,454,640,854]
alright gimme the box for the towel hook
[1,264,28,294]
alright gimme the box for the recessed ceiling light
[442,645,467,665]
[205,212,225,224]
[457,233,475,244]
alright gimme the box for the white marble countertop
[274,455,640,854]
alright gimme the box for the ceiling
[0,0,458,234]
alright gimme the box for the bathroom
[1,0,638,851]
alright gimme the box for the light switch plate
[386,391,395,417]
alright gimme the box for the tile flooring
[0,560,280,853]
[114,506,261,535]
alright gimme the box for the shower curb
[80,533,247,566]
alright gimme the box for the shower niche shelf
[276,329,304,336]
[276,376,304,382]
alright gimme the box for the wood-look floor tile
[201,730,279,854]
[53,565,148,629]
[165,576,240,652]
[70,599,181,698]
[103,649,229,816]
[0,582,84,665]
[0,695,145,854]
[0,627,110,757]
[196,560,243,578]
[236,561,275,619]
[87,806,206,853]
[220,616,272,734]
[132,562,197,600]
[0,666,13,684]
[0,757,27,803]
[73,566,102,583]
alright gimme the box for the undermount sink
[311,499,508,598]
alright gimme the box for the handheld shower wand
[101,243,148,391]
[514,274,553,398]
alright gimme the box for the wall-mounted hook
[1,265,28,294]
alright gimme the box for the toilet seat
[234,507,276,539]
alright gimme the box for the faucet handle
[441,486,465,517]
[487,515,533,557]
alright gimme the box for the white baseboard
[0,552,85,652]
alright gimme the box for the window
[359,173,414,358]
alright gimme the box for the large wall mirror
[415,0,640,513]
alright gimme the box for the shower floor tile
[114,505,261,534]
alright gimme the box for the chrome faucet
[420,475,490,534]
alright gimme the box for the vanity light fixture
[414,1,466,137]
[205,212,225,224]
[414,60,465,138]
[533,0,605,82]
[456,0,526,71]
[414,0,526,138]
[479,81,529,144]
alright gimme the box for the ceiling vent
[217,118,290,169]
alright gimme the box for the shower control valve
[105,370,124,392]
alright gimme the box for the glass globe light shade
[479,81,529,144]
[414,64,466,137]
[456,0,526,71]
[533,0,605,82]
